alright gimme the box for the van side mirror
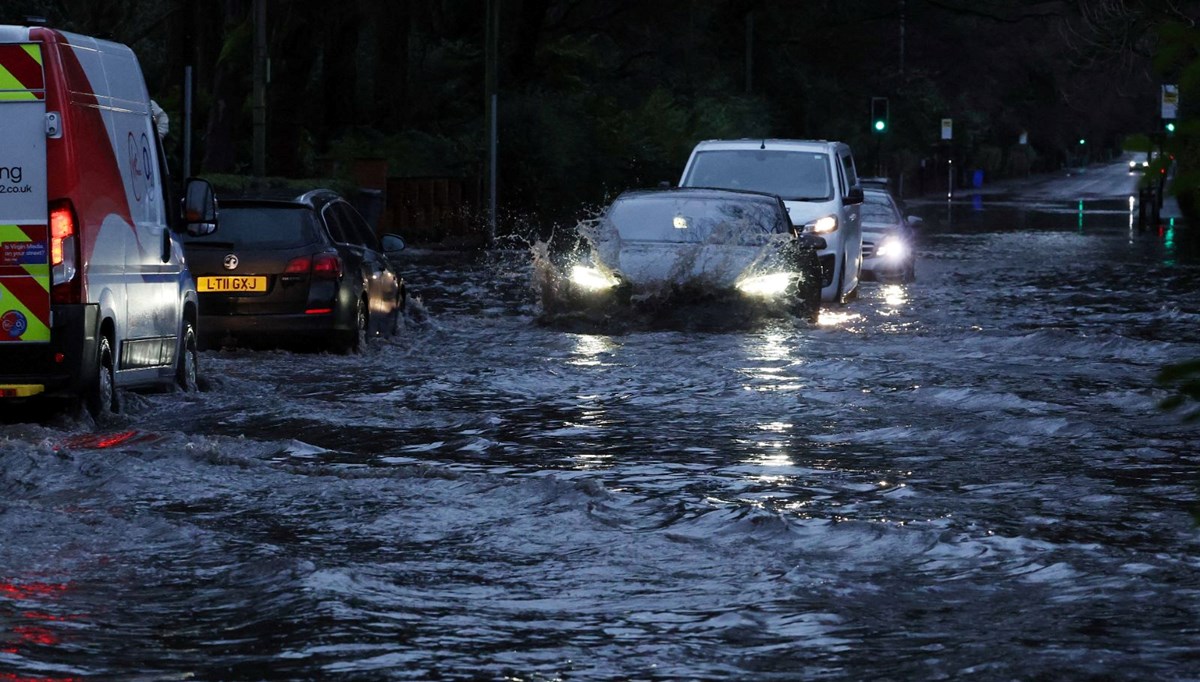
[182,178,218,236]
[846,186,864,205]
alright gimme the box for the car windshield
[185,206,323,248]
[861,194,900,223]
[683,150,833,201]
[603,194,782,243]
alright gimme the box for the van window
[840,153,859,196]
[683,150,833,201]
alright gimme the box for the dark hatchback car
[182,189,406,353]
[540,187,823,324]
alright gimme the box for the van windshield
[682,150,833,201]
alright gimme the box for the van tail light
[49,200,81,304]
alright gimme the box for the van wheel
[835,255,847,305]
[176,321,199,392]
[846,260,861,301]
[86,335,119,418]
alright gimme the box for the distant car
[540,187,824,323]
[182,189,407,353]
[860,187,918,284]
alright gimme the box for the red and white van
[0,24,217,417]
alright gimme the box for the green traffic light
[874,120,886,132]
[1078,138,1085,145]
[1166,121,1176,133]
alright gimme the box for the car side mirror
[846,186,864,205]
[907,215,925,228]
[381,233,406,254]
[182,178,218,236]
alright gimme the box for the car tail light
[284,256,311,274]
[49,200,81,304]
[283,253,341,280]
[312,253,342,280]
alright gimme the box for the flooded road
[2,161,1198,680]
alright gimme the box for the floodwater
[2,162,1198,680]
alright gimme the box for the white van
[679,139,864,303]
[0,24,217,417]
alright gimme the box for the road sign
[941,118,952,140]
[1162,84,1179,119]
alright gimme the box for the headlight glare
[570,265,619,291]
[875,236,909,260]
[808,215,838,234]
[737,272,792,297]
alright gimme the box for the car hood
[591,237,795,292]
[781,197,839,226]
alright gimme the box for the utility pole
[252,0,267,177]
[485,0,499,245]
[744,11,754,94]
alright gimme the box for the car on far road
[539,187,824,324]
[861,187,919,283]
[182,189,407,353]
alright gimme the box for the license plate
[198,276,267,293]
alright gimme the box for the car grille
[862,239,876,258]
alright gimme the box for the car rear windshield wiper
[785,196,831,202]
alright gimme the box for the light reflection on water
[2,175,1199,679]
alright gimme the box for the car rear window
[186,206,322,248]
[682,150,833,201]
[603,194,782,243]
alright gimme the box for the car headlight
[875,235,909,260]
[736,272,793,297]
[805,215,838,234]
[570,265,619,291]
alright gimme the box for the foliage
[204,173,359,199]
[1156,360,1200,424]
[0,0,1175,229]
[1156,20,1200,222]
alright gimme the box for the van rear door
[0,42,51,347]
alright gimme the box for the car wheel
[801,248,822,322]
[86,335,119,418]
[175,321,199,392]
[342,297,368,354]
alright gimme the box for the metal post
[252,0,267,177]
[744,12,753,94]
[183,65,192,178]
[485,0,499,245]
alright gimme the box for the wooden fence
[383,176,486,247]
